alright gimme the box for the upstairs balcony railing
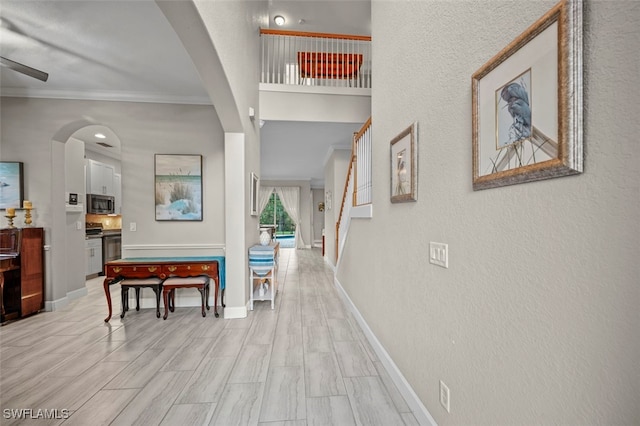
[260,29,372,89]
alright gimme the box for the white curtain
[258,186,275,218]
[275,186,304,248]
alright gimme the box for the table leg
[214,276,219,318]
[162,289,170,320]
[0,272,5,321]
[103,278,113,322]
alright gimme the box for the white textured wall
[190,0,267,313]
[260,88,371,123]
[337,0,640,424]
[0,99,54,231]
[64,139,86,295]
[119,103,224,251]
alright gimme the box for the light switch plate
[440,380,450,413]
[429,242,448,268]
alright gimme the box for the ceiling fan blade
[0,56,48,82]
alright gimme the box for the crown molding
[0,88,212,106]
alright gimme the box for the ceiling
[0,0,371,187]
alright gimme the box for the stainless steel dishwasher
[102,231,122,265]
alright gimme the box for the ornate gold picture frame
[390,122,418,203]
[472,0,583,190]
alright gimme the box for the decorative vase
[260,230,271,246]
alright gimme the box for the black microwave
[87,194,115,214]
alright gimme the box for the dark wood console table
[103,256,223,322]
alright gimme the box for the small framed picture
[390,122,418,203]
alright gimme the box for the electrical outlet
[429,242,449,268]
[440,380,450,413]
[129,222,137,232]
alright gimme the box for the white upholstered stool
[162,275,210,320]
[119,278,164,319]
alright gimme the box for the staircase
[335,118,372,263]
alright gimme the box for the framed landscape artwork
[154,154,203,221]
[0,161,24,210]
[472,0,583,190]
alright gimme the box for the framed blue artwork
[472,0,583,190]
[154,154,203,221]
[0,162,24,210]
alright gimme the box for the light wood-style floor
[0,248,418,425]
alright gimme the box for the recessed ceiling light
[95,133,106,139]
[274,15,285,26]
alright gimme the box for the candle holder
[24,207,33,227]
[5,214,16,228]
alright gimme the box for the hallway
[0,248,418,425]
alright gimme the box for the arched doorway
[47,120,122,311]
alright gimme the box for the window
[260,192,295,236]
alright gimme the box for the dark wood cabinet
[0,227,44,323]
[20,227,44,317]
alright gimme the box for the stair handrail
[336,150,356,261]
[260,28,371,42]
[335,117,372,261]
[353,116,372,207]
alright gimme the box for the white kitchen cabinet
[86,238,103,277]
[86,159,115,196]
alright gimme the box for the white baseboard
[68,286,88,301]
[44,286,89,311]
[45,297,69,312]
[324,256,336,272]
[334,277,437,426]
[223,305,248,319]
